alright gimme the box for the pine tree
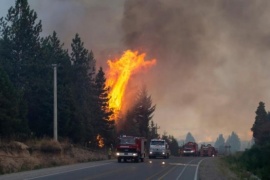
[0,65,28,138]
[39,31,72,138]
[251,102,268,145]
[226,131,241,153]
[167,135,179,156]
[0,0,41,138]
[121,110,139,136]
[94,67,115,146]
[69,33,96,143]
[214,134,225,148]
[1,0,42,88]
[149,120,159,139]
[133,86,156,138]
[185,132,196,143]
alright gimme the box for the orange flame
[106,50,156,119]
[96,134,104,148]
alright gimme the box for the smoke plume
[121,0,270,142]
[25,0,270,142]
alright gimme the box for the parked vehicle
[116,135,147,163]
[149,139,170,159]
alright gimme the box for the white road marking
[169,163,197,166]
[194,158,207,180]
[176,159,197,180]
[175,158,207,180]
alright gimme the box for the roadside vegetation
[223,145,270,180]
[0,138,107,175]
[223,102,270,180]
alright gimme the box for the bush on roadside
[224,143,270,180]
[39,139,62,153]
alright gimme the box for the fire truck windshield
[120,137,135,144]
[150,141,165,145]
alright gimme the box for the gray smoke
[122,0,270,142]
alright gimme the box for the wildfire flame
[96,134,104,148]
[106,50,156,119]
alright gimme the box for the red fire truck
[116,135,147,163]
[200,144,217,157]
[182,142,199,156]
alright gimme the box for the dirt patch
[0,141,107,174]
[199,157,238,180]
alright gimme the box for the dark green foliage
[134,86,156,138]
[251,102,270,145]
[121,110,139,136]
[226,131,241,153]
[38,31,71,138]
[2,0,42,88]
[68,34,96,144]
[225,143,270,180]
[94,67,115,146]
[185,132,195,143]
[149,120,159,139]
[0,0,43,137]
[161,133,179,156]
[0,66,20,137]
[120,86,156,138]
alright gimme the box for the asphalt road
[0,156,207,180]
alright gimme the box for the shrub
[40,140,62,153]
[224,143,270,180]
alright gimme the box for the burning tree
[106,50,156,120]
[105,50,156,137]
[120,86,156,138]
[94,67,116,147]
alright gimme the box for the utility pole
[52,64,58,141]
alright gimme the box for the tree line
[0,0,170,150]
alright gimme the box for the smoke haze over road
[2,0,270,143]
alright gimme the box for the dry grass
[199,157,238,180]
[0,139,107,175]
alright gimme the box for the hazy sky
[2,0,270,143]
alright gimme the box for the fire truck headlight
[132,153,137,156]
[150,151,153,154]
[162,152,165,155]
[116,152,120,156]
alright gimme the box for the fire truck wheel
[149,156,152,159]
[141,158,144,162]
[118,158,121,163]
[134,158,139,163]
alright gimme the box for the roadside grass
[222,144,270,180]
[215,157,238,180]
[0,138,107,174]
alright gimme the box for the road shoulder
[199,157,238,180]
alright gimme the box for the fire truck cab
[149,139,170,159]
[116,135,147,163]
[182,141,199,156]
